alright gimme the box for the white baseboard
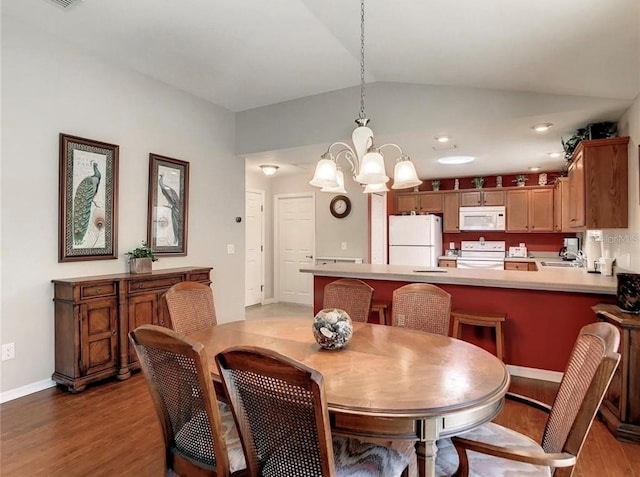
[1,378,57,403]
[262,298,277,305]
[507,364,563,383]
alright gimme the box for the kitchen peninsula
[301,263,618,377]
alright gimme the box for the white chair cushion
[333,436,410,477]
[436,422,551,477]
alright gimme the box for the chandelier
[309,0,422,193]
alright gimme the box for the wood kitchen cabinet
[460,190,505,207]
[52,266,212,392]
[442,192,460,233]
[553,177,571,232]
[504,261,537,271]
[506,187,554,232]
[396,192,442,214]
[438,259,457,268]
[568,137,629,229]
[593,304,640,443]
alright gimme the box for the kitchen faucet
[562,250,586,267]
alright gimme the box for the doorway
[274,193,315,305]
[245,190,264,306]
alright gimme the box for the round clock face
[330,195,351,218]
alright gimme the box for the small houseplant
[431,180,440,191]
[472,177,485,189]
[126,241,158,274]
[513,174,528,187]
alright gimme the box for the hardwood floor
[1,304,638,476]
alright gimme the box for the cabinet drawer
[128,276,184,293]
[189,272,210,282]
[80,282,117,300]
[439,259,457,268]
[504,261,530,271]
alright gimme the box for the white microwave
[459,206,506,231]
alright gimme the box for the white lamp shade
[392,160,422,189]
[352,125,374,162]
[321,170,347,193]
[309,158,339,188]
[355,150,389,185]
[363,182,389,193]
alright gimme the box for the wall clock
[330,195,351,219]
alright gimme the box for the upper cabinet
[396,191,443,214]
[568,137,629,230]
[443,192,460,233]
[459,190,505,207]
[554,177,572,232]
[506,186,554,232]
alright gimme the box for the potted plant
[431,180,440,191]
[513,174,528,187]
[472,177,484,189]
[126,241,158,274]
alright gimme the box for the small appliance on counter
[508,246,527,258]
[559,237,580,260]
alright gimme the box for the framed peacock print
[58,134,119,262]
[147,153,189,256]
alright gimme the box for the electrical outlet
[341,242,347,250]
[2,343,15,361]
[227,244,235,254]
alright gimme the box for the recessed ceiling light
[437,156,475,165]
[528,166,541,171]
[532,123,553,132]
[435,136,450,143]
[547,152,563,158]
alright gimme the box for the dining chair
[164,281,217,335]
[391,283,452,336]
[323,278,374,323]
[129,324,247,477]
[215,346,410,477]
[435,322,620,477]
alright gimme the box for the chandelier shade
[320,169,347,193]
[308,0,421,194]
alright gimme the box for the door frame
[274,192,316,303]
[245,189,265,306]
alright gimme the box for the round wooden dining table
[189,317,510,477]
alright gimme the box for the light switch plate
[227,244,235,254]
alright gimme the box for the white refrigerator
[389,215,443,267]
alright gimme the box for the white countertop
[300,262,618,295]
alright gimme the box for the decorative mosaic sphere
[312,308,353,350]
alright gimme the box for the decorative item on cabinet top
[125,241,158,274]
[472,177,485,189]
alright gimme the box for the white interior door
[370,192,387,264]
[275,193,315,305]
[245,190,264,306]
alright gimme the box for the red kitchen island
[301,262,618,377]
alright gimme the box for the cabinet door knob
[112,329,117,335]
[96,288,102,293]
[138,283,144,289]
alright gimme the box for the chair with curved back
[129,324,247,477]
[323,278,374,323]
[435,322,621,477]
[391,283,452,336]
[215,346,410,477]
[164,281,217,335]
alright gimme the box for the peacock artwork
[71,150,107,249]
[148,154,189,256]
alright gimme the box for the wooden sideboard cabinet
[593,304,640,443]
[52,266,212,392]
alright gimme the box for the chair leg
[452,317,461,339]
[495,322,504,361]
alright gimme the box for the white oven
[457,240,506,270]
[459,206,506,231]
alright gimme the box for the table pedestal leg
[415,440,438,477]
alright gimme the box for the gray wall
[0,19,245,395]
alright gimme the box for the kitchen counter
[303,263,617,374]
[301,262,617,295]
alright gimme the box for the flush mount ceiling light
[45,0,84,9]
[528,166,541,171]
[547,152,563,158]
[260,164,279,176]
[309,0,421,194]
[435,136,450,143]
[532,123,553,132]
[437,155,475,165]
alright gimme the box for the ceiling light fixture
[547,152,563,158]
[435,136,450,143]
[309,0,421,194]
[260,164,279,176]
[532,123,553,132]
[528,166,541,171]
[437,156,475,165]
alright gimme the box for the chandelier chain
[359,0,366,120]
